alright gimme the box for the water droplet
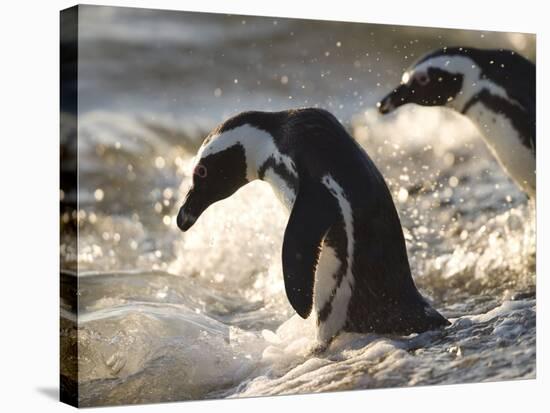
[397,187,409,203]
[94,188,104,202]
[163,188,173,199]
[449,176,459,187]
[155,156,166,169]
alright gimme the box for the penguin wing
[282,177,338,319]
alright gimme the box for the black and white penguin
[377,47,536,198]
[176,108,449,348]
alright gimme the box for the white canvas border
[1,0,546,412]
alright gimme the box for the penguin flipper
[282,177,338,319]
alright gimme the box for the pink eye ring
[193,164,208,178]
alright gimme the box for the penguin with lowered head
[177,108,449,350]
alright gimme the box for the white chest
[467,102,535,197]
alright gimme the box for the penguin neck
[255,143,299,211]
[445,68,482,111]
[449,77,519,149]
[446,68,515,114]
[236,124,299,210]
[459,95,507,151]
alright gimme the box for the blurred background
[60,5,536,407]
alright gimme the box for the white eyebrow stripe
[411,55,523,109]
[414,55,477,78]
[194,124,297,181]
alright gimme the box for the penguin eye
[193,164,208,178]
[415,72,430,86]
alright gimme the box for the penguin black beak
[176,189,204,232]
[176,207,197,232]
[377,84,409,115]
[377,95,395,114]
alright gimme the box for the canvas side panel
[60,5,79,408]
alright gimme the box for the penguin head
[176,119,252,232]
[378,49,469,114]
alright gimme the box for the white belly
[264,170,355,344]
[468,102,536,197]
[316,175,356,344]
[313,245,341,313]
